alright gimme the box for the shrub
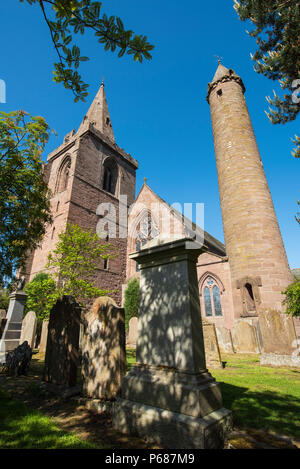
[283,281,300,317]
[123,278,140,332]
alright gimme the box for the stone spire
[77,80,115,142]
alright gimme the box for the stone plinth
[113,236,232,449]
[81,296,126,399]
[20,311,37,349]
[0,291,27,364]
[43,296,81,387]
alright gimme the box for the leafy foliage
[24,273,57,320]
[123,277,140,331]
[46,223,114,305]
[234,0,300,158]
[20,0,154,102]
[0,111,52,284]
[283,280,300,317]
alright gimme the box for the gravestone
[215,326,234,353]
[126,316,138,347]
[39,321,49,353]
[113,236,232,449]
[233,319,260,353]
[81,296,126,399]
[20,311,37,349]
[43,296,81,387]
[0,310,6,321]
[202,320,223,369]
[0,289,27,364]
[0,310,7,341]
[259,310,300,367]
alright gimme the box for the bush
[24,273,57,321]
[123,278,140,332]
[283,281,300,317]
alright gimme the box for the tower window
[106,117,110,126]
[243,283,256,313]
[56,157,71,193]
[217,89,222,96]
[102,158,118,195]
[103,258,108,270]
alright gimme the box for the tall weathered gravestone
[20,311,37,349]
[39,320,49,354]
[0,286,27,364]
[113,236,232,449]
[43,296,81,387]
[202,320,223,369]
[81,297,126,399]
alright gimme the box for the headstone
[81,296,126,399]
[215,326,234,353]
[0,290,27,364]
[43,296,81,387]
[259,310,300,367]
[113,236,232,449]
[126,316,138,347]
[0,310,6,321]
[20,311,37,349]
[233,319,260,353]
[202,320,223,369]
[39,321,49,353]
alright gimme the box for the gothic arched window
[56,157,71,193]
[134,213,159,271]
[102,158,118,195]
[202,276,223,317]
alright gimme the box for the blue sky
[1,0,299,268]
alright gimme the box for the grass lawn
[0,350,299,449]
[0,388,99,449]
[212,353,300,439]
[127,349,300,439]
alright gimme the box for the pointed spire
[211,63,231,83]
[77,80,115,142]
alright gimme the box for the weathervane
[214,55,223,65]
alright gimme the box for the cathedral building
[25,65,299,364]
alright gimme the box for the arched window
[102,158,118,195]
[56,157,71,193]
[202,276,223,317]
[134,212,159,271]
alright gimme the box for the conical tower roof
[211,63,231,83]
[77,81,115,142]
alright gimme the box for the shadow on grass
[220,381,300,439]
[0,389,97,449]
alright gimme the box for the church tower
[25,82,138,305]
[207,63,297,363]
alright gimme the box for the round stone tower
[207,63,294,320]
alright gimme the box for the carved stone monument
[113,236,232,449]
[81,296,126,399]
[0,280,27,364]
